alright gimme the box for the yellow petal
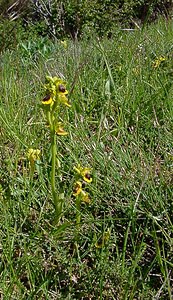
[56,128,68,136]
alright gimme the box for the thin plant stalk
[47,110,62,221]
[76,197,81,230]
[50,129,58,211]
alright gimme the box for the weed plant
[0,18,173,299]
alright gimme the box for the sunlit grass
[0,18,173,299]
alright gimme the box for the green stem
[50,128,57,204]
[47,111,52,128]
[48,110,62,221]
[76,197,81,231]
[50,128,62,220]
[73,197,81,254]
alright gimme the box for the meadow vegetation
[0,16,173,299]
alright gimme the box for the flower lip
[43,94,51,100]
[58,84,66,93]
[42,94,53,104]
[84,173,91,181]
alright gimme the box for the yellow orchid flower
[27,148,41,170]
[74,165,92,183]
[73,181,82,196]
[73,181,91,203]
[153,56,166,68]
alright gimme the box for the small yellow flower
[27,148,41,168]
[42,94,53,105]
[55,122,68,136]
[73,181,91,203]
[73,181,82,196]
[27,149,41,161]
[56,84,70,106]
[61,40,67,49]
[74,165,92,183]
[153,56,166,68]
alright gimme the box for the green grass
[0,18,173,299]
